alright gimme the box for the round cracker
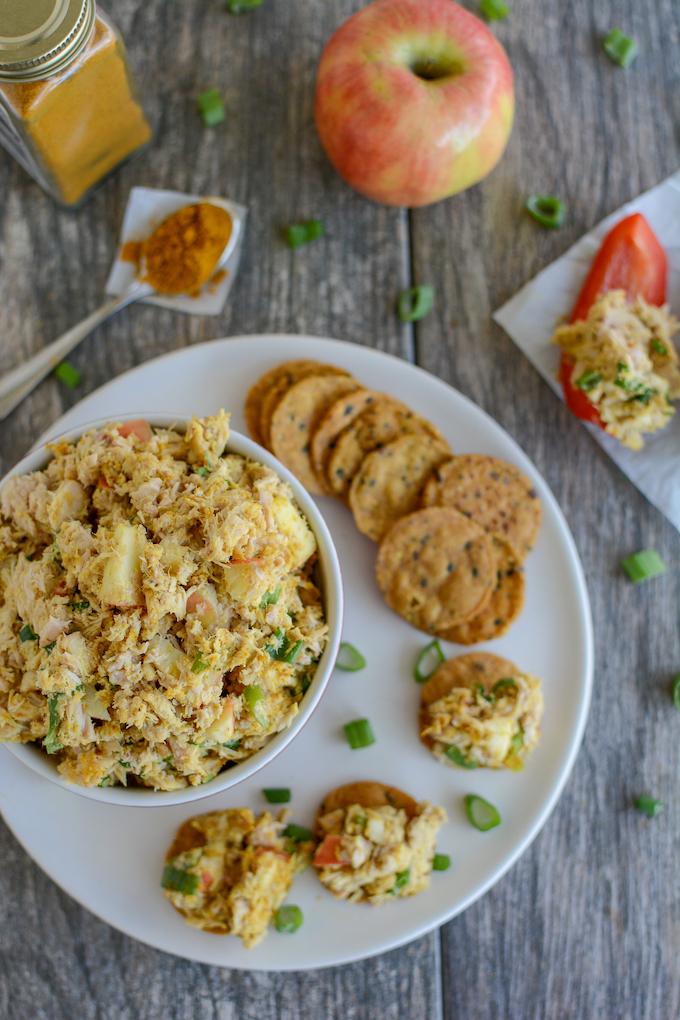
[245,360,331,446]
[349,434,451,542]
[376,507,495,634]
[258,362,350,449]
[270,374,360,493]
[316,781,418,833]
[165,815,209,861]
[439,537,525,645]
[422,454,541,560]
[325,398,444,500]
[310,388,380,492]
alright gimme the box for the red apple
[314,0,514,207]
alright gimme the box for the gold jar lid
[0,0,95,82]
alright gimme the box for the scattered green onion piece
[603,29,638,68]
[191,654,209,674]
[480,0,509,21]
[526,194,565,229]
[98,775,114,788]
[575,370,602,392]
[672,674,680,711]
[54,360,82,389]
[223,738,241,749]
[44,641,56,654]
[491,677,517,698]
[343,718,376,749]
[283,639,303,665]
[260,586,281,609]
[397,285,435,323]
[273,904,303,933]
[195,466,210,479]
[445,745,478,769]
[432,853,451,872]
[414,639,445,683]
[621,549,666,583]
[43,694,63,754]
[392,868,411,893]
[197,88,226,127]
[283,823,314,843]
[226,0,263,12]
[509,729,524,754]
[464,794,501,831]
[286,219,324,249]
[263,787,291,804]
[651,339,668,356]
[634,795,663,818]
[19,624,38,642]
[336,642,366,672]
[161,865,200,895]
[68,599,90,611]
[243,684,268,727]
[352,814,367,827]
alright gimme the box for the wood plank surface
[0,1,678,1018]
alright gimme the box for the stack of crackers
[245,360,541,643]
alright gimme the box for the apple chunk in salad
[0,412,327,790]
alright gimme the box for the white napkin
[494,170,680,532]
[105,187,247,316]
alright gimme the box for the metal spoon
[0,201,240,422]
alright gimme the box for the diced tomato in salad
[313,834,343,868]
[118,419,153,442]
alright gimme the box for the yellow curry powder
[0,16,150,206]
[131,203,234,296]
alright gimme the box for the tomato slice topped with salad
[559,213,668,426]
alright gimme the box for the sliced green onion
[464,794,501,831]
[603,29,638,68]
[273,904,303,933]
[226,0,263,12]
[44,641,56,654]
[68,599,90,612]
[195,466,211,479]
[283,823,314,843]
[414,639,445,683]
[286,219,324,249]
[260,586,281,609]
[43,694,63,754]
[480,0,509,20]
[475,684,494,704]
[191,654,210,674]
[445,745,478,769]
[526,194,565,229]
[54,360,82,389]
[223,738,241,749]
[634,795,663,818]
[265,627,286,657]
[672,674,680,711]
[19,624,38,642]
[575,370,602,392]
[397,285,435,323]
[336,642,366,672]
[651,339,668,356]
[243,684,268,727]
[491,677,517,698]
[197,88,226,127]
[392,868,410,893]
[283,639,303,664]
[432,853,451,872]
[509,728,524,754]
[161,864,200,895]
[621,549,666,583]
[263,787,291,804]
[343,718,376,749]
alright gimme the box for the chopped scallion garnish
[526,194,565,229]
[161,864,200,895]
[651,339,668,356]
[414,639,445,683]
[191,654,210,674]
[432,853,451,872]
[621,549,666,583]
[263,787,291,804]
[491,677,517,698]
[260,586,282,609]
[283,639,303,664]
[634,795,663,818]
[43,694,63,754]
[195,466,211,479]
[397,285,435,323]
[392,869,411,893]
[480,0,509,21]
[54,360,82,389]
[283,823,314,843]
[603,29,638,68]
[336,642,366,672]
[273,904,303,933]
[243,684,267,727]
[44,641,56,654]
[343,718,376,749]
[68,599,90,612]
[464,794,501,831]
[197,88,226,127]
[575,370,602,392]
[445,745,477,769]
[286,219,324,249]
[19,624,38,642]
[672,674,680,712]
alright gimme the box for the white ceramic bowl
[0,414,343,807]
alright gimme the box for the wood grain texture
[0,1,678,1018]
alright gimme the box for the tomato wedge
[559,213,667,426]
[313,834,343,868]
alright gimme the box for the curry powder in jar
[0,0,151,206]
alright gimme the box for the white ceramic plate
[0,335,593,970]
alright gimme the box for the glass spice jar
[0,0,151,206]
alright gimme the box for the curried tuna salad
[0,413,327,790]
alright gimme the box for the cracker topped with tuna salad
[313,781,446,904]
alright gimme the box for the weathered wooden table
[1,2,678,1017]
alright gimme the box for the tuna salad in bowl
[0,412,342,806]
